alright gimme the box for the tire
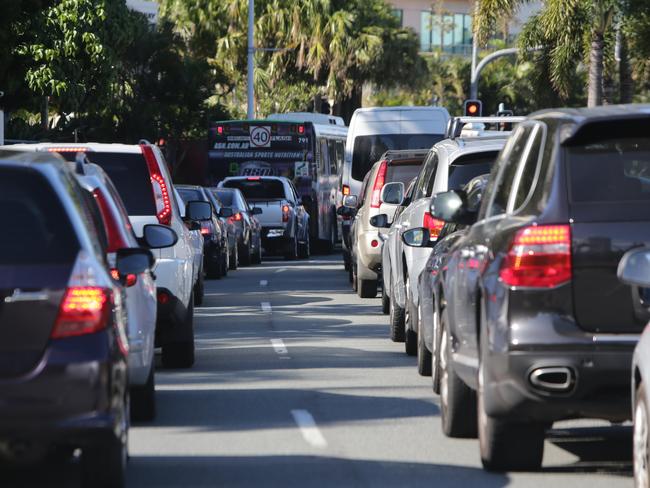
[240,242,252,266]
[358,277,378,298]
[207,249,221,279]
[161,298,195,369]
[252,237,262,264]
[130,367,155,422]
[440,308,477,438]
[381,283,390,315]
[348,262,354,284]
[431,307,442,394]
[298,233,310,259]
[389,294,405,342]
[404,275,417,356]
[351,263,358,292]
[221,251,229,276]
[284,236,298,260]
[417,304,432,376]
[635,383,650,488]
[229,244,238,270]
[344,253,351,271]
[194,270,204,306]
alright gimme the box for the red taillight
[247,176,261,181]
[282,204,290,223]
[157,290,171,304]
[499,224,572,288]
[200,227,210,235]
[217,126,224,135]
[342,185,350,196]
[92,189,128,252]
[370,160,388,208]
[371,239,379,248]
[110,269,137,287]
[423,212,445,240]
[298,125,305,134]
[48,147,87,153]
[229,212,242,224]
[51,287,111,339]
[141,144,172,226]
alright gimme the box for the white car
[12,142,206,369]
[382,124,512,355]
[174,186,205,306]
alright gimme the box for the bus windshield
[209,121,313,196]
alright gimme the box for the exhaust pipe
[529,367,574,392]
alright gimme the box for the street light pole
[247,0,255,119]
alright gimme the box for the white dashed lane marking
[260,280,268,286]
[291,410,328,448]
[261,302,272,313]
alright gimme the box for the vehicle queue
[2,104,650,486]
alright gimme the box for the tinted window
[386,163,422,186]
[512,124,545,211]
[447,152,498,191]
[320,140,330,174]
[0,169,79,264]
[568,137,650,204]
[213,189,233,206]
[79,152,156,216]
[414,151,438,199]
[224,179,285,200]
[352,134,443,181]
[178,188,206,203]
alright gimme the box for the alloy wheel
[635,395,650,488]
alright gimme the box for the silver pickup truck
[218,176,311,260]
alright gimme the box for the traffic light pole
[470,47,519,100]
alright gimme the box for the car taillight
[229,212,242,224]
[423,212,445,240]
[51,287,111,339]
[282,204,290,223]
[110,269,137,287]
[141,144,172,226]
[200,221,213,236]
[92,189,127,252]
[342,185,350,196]
[499,224,572,288]
[370,160,388,208]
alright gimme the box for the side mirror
[430,190,475,225]
[381,182,404,205]
[401,228,435,248]
[301,195,313,207]
[343,195,358,208]
[369,214,390,229]
[142,224,178,249]
[618,248,650,287]
[251,207,263,215]
[185,200,212,221]
[116,248,154,277]
[219,207,234,218]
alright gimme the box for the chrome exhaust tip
[529,367,574,392]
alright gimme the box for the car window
[485,125,533,217]
[214,189,233,206]
[178,188,205,203]
[320,140,330,175]
[386,163,422,186]
[224,179,285,200]
[447,152,499,191]
[358,171,372,207]
[414,151,438,200]
[0,168,80,265]
[510,123,546,212]
[328,140,338,175]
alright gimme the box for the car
[345,149,429,298]
[618,248,650,488]
[426,105,650,471]
[379,122,513,356]
[177,185,232,279]
[403,174,489,381]
[218,177,309,260]
[340,106,451,271]
[0,149,155,487]
[70,157,177,421]
[11,142,208,369]
[203,187,239,270]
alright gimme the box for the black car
[0,150,154,487]
[416,105,650,471]
[177,185,232,278]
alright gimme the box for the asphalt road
[0,253,634,487]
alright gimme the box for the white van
[339,106,450,269]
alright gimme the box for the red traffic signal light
[464,100,482,117]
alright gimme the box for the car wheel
[298,232,310,259]
[240,242,252,266]
[351,263,358,292]
[221,251,229,276]
[348,261,354,284]
[161,297,195,369]
[130,367,155,422]
[404,275,417,356]
[229,245,238,270]
[81,396,127,488]
[207,249,221,279]
[431,307,442,394]
[389,293,405,342]
[344,251,351,271]
[358,277,378,298]
[252,237,262,264]
[285,236,298,260]
[417,304,432,376]
[635,383,650,488]
[194,270,204,306]
[381,283,390,315]
[440,307,477,438]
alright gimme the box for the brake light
[229,212,242,223]
[217,126,224,135]
[47,147,88,153]
[298,125,305,134]
[423,212,445,240]
[370,160,388,208]
[141,144,172,226]
[342,185,350,196]
[247,176,261,181]
[282,204,290,223]
[92,189,128,252]
[499,224,572,288]
[110,269,137,287]
[51,287,111,339]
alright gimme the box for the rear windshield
[223,179,285,200]
[448,152,498,191]
[352,134,443,181]
[177,188,205,203]
[386,163,423,186]
[60,151,157,216]
[214,189,235,207]
[0,169,79,264]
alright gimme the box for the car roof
[530,103,650,122]
[380,149,431,162]
[176,184,204,190]
[8,142,143,154]
[223,176,287,182]
[0,148,67,168]
[433,137,507,163]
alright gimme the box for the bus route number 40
[250,126,271,148]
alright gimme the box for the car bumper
[262,227,289,252]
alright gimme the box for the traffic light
[464,99,482,117]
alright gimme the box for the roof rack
[445,115,526,140]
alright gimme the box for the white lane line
[260,279,268,286]
[270,339,288,354]
[275,268,287,274]
[261,302,272,313]
[291,410,327,448]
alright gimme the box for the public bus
[208,112,348,250]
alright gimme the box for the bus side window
[328,140,338,175]
[320,140,330,176]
